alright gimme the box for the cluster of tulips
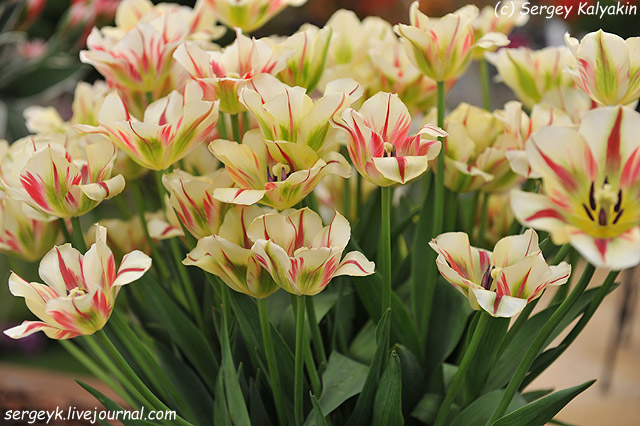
[2,0,640,425]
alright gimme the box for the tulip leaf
[317,352,368,415]
[310,393,329,426]
[132,276,218,393]
[485,285,607,391]
[76,381,160,426]
[489,380,595,426]
[522,389,554,403]
[372,351,403,426]
[348,320,376,364]
[249,379,275,426]
[348,310,391,426]
[464,315,510,402]
[351,270,422,358]
[449,389,527,426]
[214,370,233,426]
[396,344,425,410]
[153,343,214,425]
[425,277,472,377]
[410,393,442,424]
[220,306,251,426]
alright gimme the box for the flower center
[582,178,623,227]
[383,142,396,158]
[67,287,87,298]
[267,163,291,183]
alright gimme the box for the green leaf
[373,351,403,426]
[317,352,368,415]
[214,370,232,426]
[249,379,275,426]
[450,389,527,426]
[490,380,596,426]
[348,320,376,364]
[522,389,554,403]
[486,286,607,391]
[425,277,472,377]
[347,310,391,426]
[310,393,329,426]
[396,344,425,410]
[133,276,218,393]
[411,393,442,424]
[77,381,159,426]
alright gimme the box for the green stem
[420,80,446,336]
[467,191,480,235]
[380,186,392,316]
[58,218,71,244]
[479,58,492,111]
[304,344,322,396]
[356,173,363,220]
[70,216,87,252]
[229,113,242,143]
[294,295,307,425]
[95,331,194,426]
[257,299,287,426]
[476,192,489,247]
[169,238,202,322]
[217,112,229,140]
[520,270,620,389]
[131,179,171,279]
[435,313,491,426]
[306,296,327,366]
[486,263,596,425]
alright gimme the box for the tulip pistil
[583,179,624,227]
[383,142,397,158]
[267,163,292,183]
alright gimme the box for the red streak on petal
[606,108,623,173]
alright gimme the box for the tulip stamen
[383,142,396,158]
[584,180,624,227]
[480,266,494,290]
[67,287,87,298]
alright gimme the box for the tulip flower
[80,0,222,114]
[78,81,220,171]
[3,225,151,340]
[473,193,514,246]
[210,130,351,210]
[173,31,292,114]
[332,92,444,187]
[486,46,576,108]
[472,2,528,59]
[247,208,375,296]
[277,24,332,92]
[497,101,574,179]
[565,30,640,106]
[0,140,125,219]
[162,169,232,239]
[321,10,395,91]
[511,106,640,270]
[394,3,508,82]
[429,102,524,192]
[200,0,307,33]
[367,35,448,115]
[146,202,184,241]
[87,218,150,259]
[0,199,60,262]
[239,74,362,153]
[184,205,278,299]
[430,229,570,317]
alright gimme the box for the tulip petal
[114,250,152,287]
[471,287,527,317]
[568,228,640,270]
[491,229,540,268]
[334,251,375,277]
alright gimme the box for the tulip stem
[476,192,489,247]
[479,58,492,111]
[95,330,195,426]
[434,313,491,426]
[294,295,306,425]
[229,113,242,143]
[486,263,596,425]
[70,216,87,252]
[306,296,327,366]
[59,218,72,244]
[421,80,446,336]
[257,299,287,426]
[380,186,392,316]
[217,112,229,140]
[131,179,171,279]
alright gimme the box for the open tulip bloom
[430,230,570,317]
[247,208,374,295]
[333,92,444,186]
[4,0,639,424]
[512,106,640,270]
[78,81,220,171]
[4,225,151,340]
[565,30,640,107]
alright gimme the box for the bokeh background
[1,0,638,424]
